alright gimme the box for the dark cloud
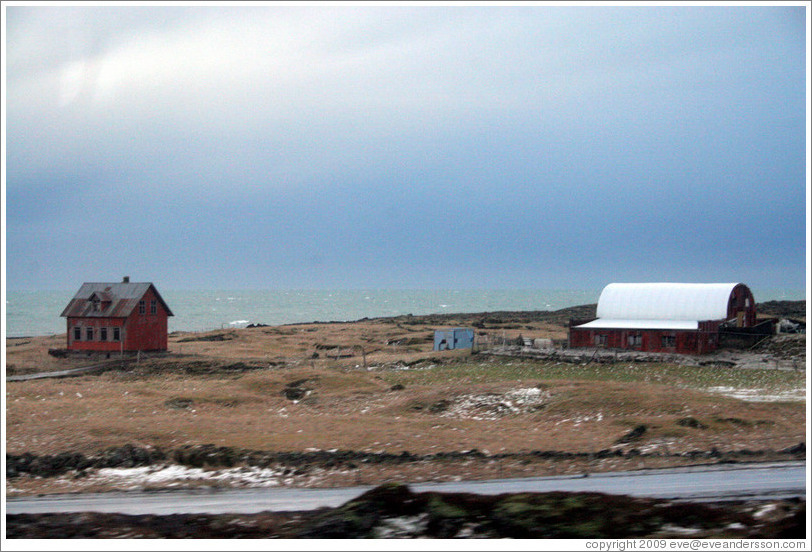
[3,4,807,291]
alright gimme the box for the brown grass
[6,334,91,375]
[5,356,804,458]
[5,317,806,496]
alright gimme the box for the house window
[594,334,607,347]
[100,327,108,341]
[113,327,121,342]
[91,298,100,312]
[628,334,642,347]
[661,334,676,348]
[74,327,82,341]
[86,327,94,341]
[139,300,146,314]
[150,300,157,314]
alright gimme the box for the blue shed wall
[434,328,474,350]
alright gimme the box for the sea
[3,288,807,339]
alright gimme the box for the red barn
[569,283,756,355]
[61,277,174,352]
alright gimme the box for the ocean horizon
[4,288,806,339]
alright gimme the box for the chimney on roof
[123,276,130,283]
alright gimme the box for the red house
[568,282,757,355]
[61,277,174,352]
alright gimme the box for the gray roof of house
[60,282,174,318]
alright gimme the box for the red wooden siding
[569,321,722,355]
[122,286,169,351]
[727,283,756,327]
[66,317,126,352]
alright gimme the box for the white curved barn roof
[597,282,739,321]
[575,283,740,330]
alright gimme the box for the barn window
[113,327,121,341]
[594,334,607,347]
[74,327,81,341]
[100,327,108,341]
[86,327,94,341]
[139,300,146,314]
[628,334,642,347]
[661,334,676,347]
[150,300,157,314]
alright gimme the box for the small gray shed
[434,328,475,351]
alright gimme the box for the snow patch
[705,387,805,402]
[753,503,779,519]
[555,412,604,426]
[660,524,702,535]
[440,388,550,420]
[373,513,429,538]
[83,464,285,490]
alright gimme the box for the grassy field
[5,309,807,495]
[6,354,805,455]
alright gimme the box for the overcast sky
[3,2,808,291]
